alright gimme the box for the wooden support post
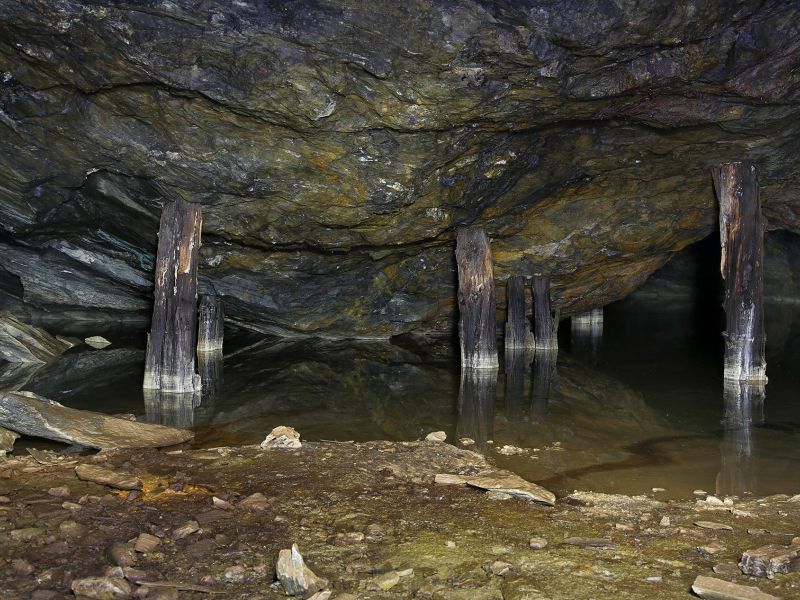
[143,198,203,392]
[457,368,496,453]
[505,276,533,350]
[711,162,767,383]
[197,295,224,353]
[532,276,559,351]
[456,227,498,369]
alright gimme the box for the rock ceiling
[1,0,798,336]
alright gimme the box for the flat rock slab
[466,471,555,505]
[0,313,70,363]
[691,575,780,600]
[0,391,193,449]
[739,542,800,577]
[696,521,734,531]
[75,464,142,490]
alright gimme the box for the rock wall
[1,0,799,336]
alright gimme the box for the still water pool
[6,296,800,500]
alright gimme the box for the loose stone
[562,537,616,549]
[434,473,468,485]
[134,533,161,553]
[275,544,328,596]
[11,558,33,576]
[172,520,200,540]
[47,486,70,498]
[239,492,269,511]
[212,496,233,510]
[660,516,671,527]
[261,426,302,449]
[490,561,512,576]
[691,575,779,600]
[85,336,112,349]
[371,571,401,591]
[223,565,246,583]
[714,562,743,576]
[696,521,733,531]
[332,532,364,546]
[0,427,19,456]
[425,431,446,442]
[739,542,800,577]
[529,537,548,549]
[108,542,138,567]
[71,576,133,600]
[75,464,142,490]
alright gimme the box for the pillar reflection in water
[143,350,223,428]
[717,380,765,497]
[531,349,556,419]
[504,349,528,422]
[570,308,603,365]
[457,368,497,453]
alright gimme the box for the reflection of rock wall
[208,338,459,441]
[2,2,800,335]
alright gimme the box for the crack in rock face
[1,0,799,335]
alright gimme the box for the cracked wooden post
[711,162,767,383]
[505,276,533,350]
[456,227,498,369]
[197,294,224,353]
[533,276,559,351]
[143,198,203,393]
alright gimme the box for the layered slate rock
[1,1,800,335]
[0,391,193,448]
[0,313,70,363]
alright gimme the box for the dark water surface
[5,297,800,500]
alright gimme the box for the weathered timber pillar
[532,276,559,351]
[197,295,224,353]
[144,198,203,392]
[505,276,533,350]
[456,227,498,369]
[711,162,767,383]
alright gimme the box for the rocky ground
[0,438,798,599]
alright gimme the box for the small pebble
[224,565,246,583]
[47,486,70,498]
[371,571,400,591]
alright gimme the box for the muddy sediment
[0,440,798,599]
